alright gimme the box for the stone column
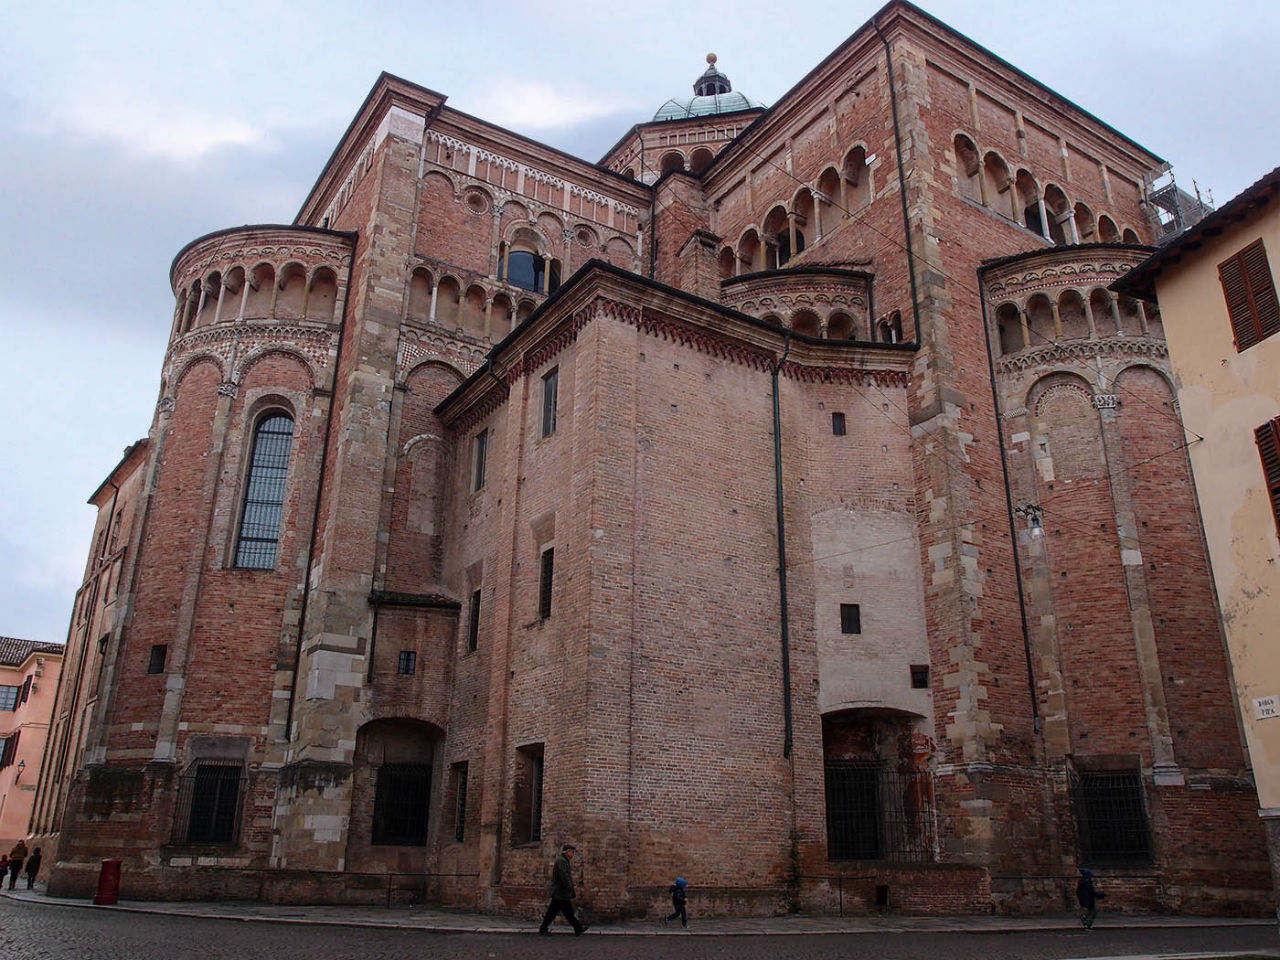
[1020,308,1032,350]
[428,280,438,323]
[1050,299,1063,340]
[810,189,823,241]
[1037,198,1050,240]
[787,212,798,263]
[1109,293,1123,335]
[1136,300,1149,335]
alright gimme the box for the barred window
[175,762,243,845]
[372,764,430,846]
[832,412,846,436]
[1071,768,1152,866]
[453,761,469,843]
[824,759,935,863]
[234,413,294,569]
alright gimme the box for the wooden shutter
[1256,418,1280,537]
[1220,239,1280,351]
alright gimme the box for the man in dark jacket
[1076,867,1105,929]
[538,843,588,936]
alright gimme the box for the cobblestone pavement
[1,893,1276,960]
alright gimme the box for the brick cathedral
[34,0,1273,917]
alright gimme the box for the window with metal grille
[467,589,481,652]
[840,603,861,634]
[512,744,544,844]
[542,368,559,437]
[538,548,554,620]
[0,686,20,711]
[1256,418,1280,539]
[1219,239,1280,351]
[473,429,488,492]
[372,763,431,846]
[175,762,243,845]
[824,760,936,862]
[147,644,167,675]
[234,413,294,569]
[910,665,930,689]
[1071,768,1152,865]
[397,650,416,676]
[453,761,469,843]
[832,412,846,436]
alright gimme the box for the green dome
[652,54,764,122]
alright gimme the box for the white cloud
[461,81,638,132]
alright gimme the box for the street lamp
[1016,504,1044,539]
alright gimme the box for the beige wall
[0,651,63,849]
[1154,201,1280,810]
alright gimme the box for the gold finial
[706,53,717,65]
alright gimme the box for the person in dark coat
[6,840,26,891]
[663,877,688,927]
[538,843,588,936]
[1075,867,1105,928]
[23,848,41,889]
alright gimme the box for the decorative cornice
[996,336,1168,374]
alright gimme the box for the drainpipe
[978,272,1041,734]
[874,18,922,346]
[772,333,794,759]
[284,230,359,740]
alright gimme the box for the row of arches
[720,145,874,278]
[756,308,903,343]
[174,261,340,337]
[953,134,1140,246]
[994,287,1161,355]
[408,266,539,342]
[658,146,717,176]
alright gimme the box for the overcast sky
[1,0,1276,646]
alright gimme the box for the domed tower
[601,54,766,183]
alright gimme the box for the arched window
[503,251,543,292]
[234,412,295,569]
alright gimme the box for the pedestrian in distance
[6,840,26,891]
[1076,867,1105,929]
[538,843,589,936]
[0,856,9,883]
[23,847,41,889]
[663,877,688,928]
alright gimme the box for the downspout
[772,333,794,759]
[978,272,1041,734]
[874,18,922,345]
[284,230,359,740]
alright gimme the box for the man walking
[538,843,588,936]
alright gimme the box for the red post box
[92,858,121,905]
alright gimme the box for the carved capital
[1093,394,1118,409]
[158,397,176,414]
[217,381,239,397]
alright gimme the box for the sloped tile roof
[0,637,64,667]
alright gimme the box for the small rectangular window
[467,589,482,652]
[453,761,469,843]
[541,367,559,437]
[840,603,861,635]
[538,548,555,620]
[1219,239,1280,351]
[397,650,417,676]
[147,644,167,675]
[911,665,930,689]
[473,430,488,492]
[0,686,19,712]
[832,412,846,436]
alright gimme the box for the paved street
[0,895,1275,960]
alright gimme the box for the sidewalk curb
[4,891,1275,938]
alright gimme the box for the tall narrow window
[147,644,167,675]
[473,429,488,492]
[467,589,482,652]
[512,744,544,844]
[538,548,554,620]
[453,761,469,843]
[1220,239,1279,351]
[234,413,294,569]
[1256,417,1280,538]
[397,650,417,675]
[541,367,559,437]
[832,412,847,436]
